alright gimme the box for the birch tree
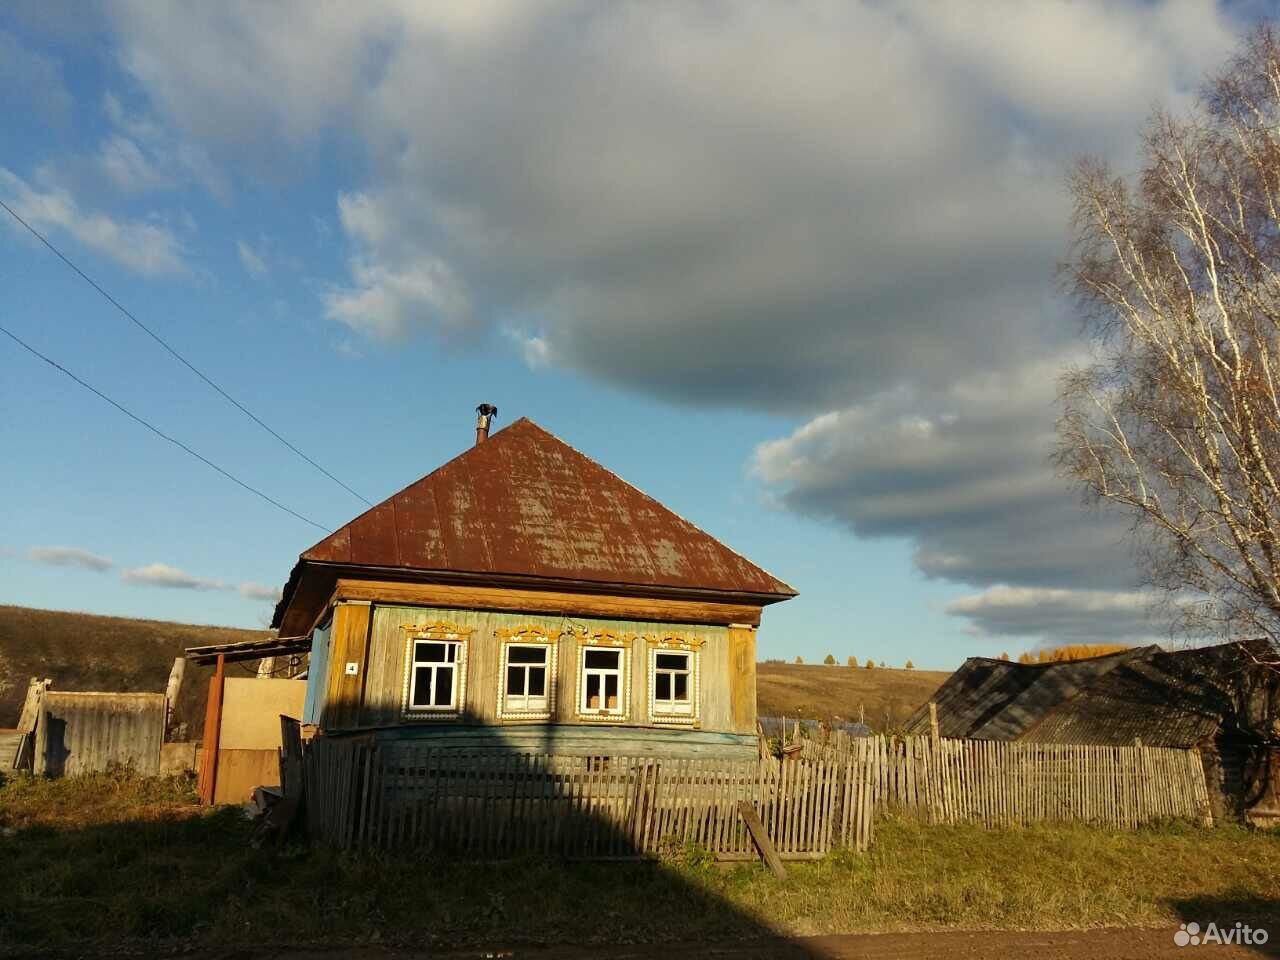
[1058,27,1280,653]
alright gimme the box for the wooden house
[271,410,796,760]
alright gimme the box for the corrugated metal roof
[905,641,1280,748]
[274,418,795,629]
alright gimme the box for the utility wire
[1,322,330,533]
[0,198,373,507]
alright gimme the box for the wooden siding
[331,578,765,627]
[727,625,757,735]
[352,604,741,735]
[322,602,372,730]
[368,724,758,760]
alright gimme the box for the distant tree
[879,661,886,668]
[904,659,915,670]
[864,660,874,670]
[847,656,858,668]
[794,655,804,665]
[999,651,1011,661]
[823,653,836,665]
[1017,652,1034,664]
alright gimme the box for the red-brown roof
[272,418,794,629]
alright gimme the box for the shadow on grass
[0,793,839,957]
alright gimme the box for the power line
[1,322,330,533]
[0,198,373,507]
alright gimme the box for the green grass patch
[3,773,1279,954]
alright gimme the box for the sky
[0,2,1263,669]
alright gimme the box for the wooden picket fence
[798,734,1213,828]
[297,731,1212,860]
[301,736,876,857]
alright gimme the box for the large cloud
[94,1,1246,643]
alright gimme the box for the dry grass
[5,771,1278,954]
[0,605,268,734]
[757,662,950,730]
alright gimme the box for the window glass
[585,649,620,669]
[506,664,525,695]
[509,646,544,664]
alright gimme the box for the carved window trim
[400,622,473,720]
[575,630,632,723]
[495,625,558,722]
[647,635,702,726]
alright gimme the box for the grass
[3,771,1279,954]
[757,661,950,729]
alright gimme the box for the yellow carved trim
[401,620,474,638]
[495,624,558,642]
[647,634,706,650]
[579,629,633,647]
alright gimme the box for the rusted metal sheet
[905,640,1279,749]
[275,418,795,630]
[33,691,165,776]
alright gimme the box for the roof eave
[273,558,796,634]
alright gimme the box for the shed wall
[33,692,165,776]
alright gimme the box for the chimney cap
[476,403,498,418]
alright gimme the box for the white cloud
[945,585,1167,644]
[121,562,226,591]
[25,545,113,572]
[238,581,280,602]
[323,250,471,340]
[0,167,189,276]
[97,134,171,193]
[237,238,268,277]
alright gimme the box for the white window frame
[647,636,702,726]
[401,622,471,719]
[575,632,631,722]
[496,627,557,721]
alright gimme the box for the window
[577,643,628,720]
[653,652,692,713]
[408,639,460,710]
[401,622,471,718]
[648,639,701,725]
[506,645,548,709]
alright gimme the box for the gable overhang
[272,558,795,635]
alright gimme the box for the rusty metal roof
[273,418,795,629]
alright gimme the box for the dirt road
[155,928,1278,960]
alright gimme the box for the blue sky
[0,2,1258,668]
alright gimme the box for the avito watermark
[1174,921,1268,947]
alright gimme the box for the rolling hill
[0,605,268,735]
[0,605,950,736]
[756,661,951,731]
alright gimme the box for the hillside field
[756,661,950,730]
[0,605,950,733]
[0,605,268,733]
